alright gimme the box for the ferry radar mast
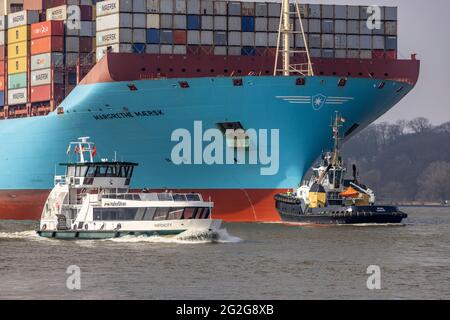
[274,0,314,76]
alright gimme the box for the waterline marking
[171,121,280,176]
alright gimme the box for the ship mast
[331,112,343,166]
[274,0,314,76]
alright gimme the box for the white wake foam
[0,230,51,241]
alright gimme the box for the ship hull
[0,75,415,222]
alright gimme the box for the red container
[31,20,65,40]
[79,37,93,53]
[30,84,65,103]
[187,45,201,55]
[31,36,64,55]
[0,62,4,75]
[200,46,213,55]
[255,47,269,56]
[386,50,397,60]
[24,0,54,11]
[80,5,93,21]
[173,30,187,45]
[0,46,5,61]
[372,50,385,59]
[0,75,4,91]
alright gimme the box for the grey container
[373,22,385,35]
[255,32,267,47]
[160,29,173,44]
[268,18,279,32]
[385,21,397,35]
[309,19,321,33]
[65,36,80,52]
[214,16,227,30]
[65,53,79,67]
[174,0,186,14]
[31,53,64,71]
[173,14,186,29]
[322,20,333,33]
[255,17,267,31]
[295,34,305,48]
[334,34,346,49]
[268,3,281,17]
[360,50,372,59]
[201,15,213,30]
[268,32,277,47]
[347,6,359,19]
[228,2,241,16]
[214,46,226,55]
[335,20,346,34]
[385,36,397,50]
[133,29,146,43]
[201,0,214,15]
[360,6,370,20]
[146,0,159,13]
[214,31,227,45]
[347,50,359,59]
[228,17,241,31]
[295,19,308,33]
[160,44,173,53]
[347,35,359,49]
[385,7,398,20]
[133,14,147,28]
[187,0,201,14]
[80,21,95,37]
[322,49,334,58]
[335,49,346,58]
[321,34,334,48]
[96,13,133,31]
[255,3,267,17]
[146,44,160,53]
[308,4,321,18]
[360,20,372,35]
[334,5,347,19]
[200,30,213,44]
[173,45,186,54]
[308,34,321,48]
[242,2,255,16]
[228,31,241,46]
[347,20,359,34]
[134,0,147,13]
[242,32,255,46]
[187,30,200,44]
[96,28,132,46]
[214,1,227,15]
[321,5,333,19]
[160,14,173,29]
[228,46,241,56]
[310,48,321,58]
[372,36,385,49]
[160,0,174,14]
[360,35,372,49]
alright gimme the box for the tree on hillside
[416,162,450,202]
[407,117,432,134]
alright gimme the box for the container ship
[0,0,419,222]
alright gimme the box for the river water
[0,207,449,300]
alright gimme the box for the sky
[267,0,450,124]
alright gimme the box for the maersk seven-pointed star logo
[312,94,327,110]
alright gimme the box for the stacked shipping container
[7,10,39,107]
[0,16,6,108]
[94,0,397,59]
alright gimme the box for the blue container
[160,30,173,44]
[0,91,4,107]
[386,37,397,50]
[187,15,201,30]
[146,29,160,44]
[132,43,146,53]
[241,46,255,56]
[241,16,255,32]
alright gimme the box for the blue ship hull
[0,75,414,221]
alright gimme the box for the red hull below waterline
[0,189,284,222]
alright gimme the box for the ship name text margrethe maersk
[171,121,279,176]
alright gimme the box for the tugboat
[274,113,407,225]
[37,137,222,239]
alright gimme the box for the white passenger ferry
[37,138,222,240]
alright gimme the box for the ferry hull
[36,230,187,240]
[0,75,416,222]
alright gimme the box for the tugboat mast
[331,112,344,167]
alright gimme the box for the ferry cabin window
[75,166,88,177]
[153,207,170,220]
[93,207,211,221]
[183,207,196,219]
[168,208,184,220]
[186,194,201,201]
